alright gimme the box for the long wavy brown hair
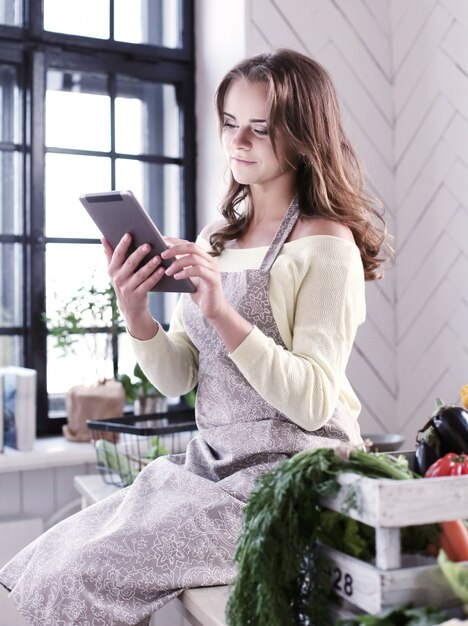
[210,49,390,281]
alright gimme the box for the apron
[0,199,358,626]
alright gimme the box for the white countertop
[181,586,229,626]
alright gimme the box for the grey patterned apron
[0,199,358,626]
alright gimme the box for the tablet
[79,190,196,293]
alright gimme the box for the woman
[0,48,387,626]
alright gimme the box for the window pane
[0,151,22,234]
[0,242,23,326]
[0,335,22,367]
[116,78,180,158]
[47,333,114,393]
[0,64,20,143]
[0,0,22,26]
[117,332,138,381]
[44,0,110,39]
[45,153,111,238]
[45,242,117,391]
[46,70,110,151]
[114,0,181,48]
[45,243,111,320]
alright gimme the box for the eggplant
[414,424,442,475]
[432,404,468,455]
[414,401,468,475]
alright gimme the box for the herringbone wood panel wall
[245,0,468,443]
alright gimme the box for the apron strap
[260,197,300,272]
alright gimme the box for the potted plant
[118,362,167,415]
[46,281,123,379]
[45,279,127,441]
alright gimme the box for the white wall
[0,519,43,625]
[195,0,468,444]
[391,0,468,441]
[0,462,94,624]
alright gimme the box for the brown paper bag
[63,379,125,442]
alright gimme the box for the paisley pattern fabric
[0,198,360,625]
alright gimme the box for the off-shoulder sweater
[129,235,366,432]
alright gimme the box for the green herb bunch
[226,447,420,626]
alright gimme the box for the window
[0,0,195,435]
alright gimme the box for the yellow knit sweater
[129,235,366,432]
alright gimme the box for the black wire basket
[87,408,197,487]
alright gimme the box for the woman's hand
[162,238,253,352]
[162,238,227,321]
[102,234,164,340]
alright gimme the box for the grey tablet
[79,190,196,293]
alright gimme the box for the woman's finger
[161,241,205,260]
[130,264,166,295]
[101,237,114,264]
[114,253,163,291]
[163,236,189,247]
[111,233,132,263]
[169,262,219,284]
[109,239,151,282]
[164,252,215,277]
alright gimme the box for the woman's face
[221,79,295,191]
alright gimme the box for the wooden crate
[319,458,468,614]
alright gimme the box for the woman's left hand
[162,238,228,322]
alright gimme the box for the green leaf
[438,548,468,604]
[183,389,197,408]
[95,439,138,486]
[145,436,169,460]
[317,510,374,561]
[117,363,162,403]
[45,279,124,361]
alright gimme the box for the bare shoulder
[199,217,228,241]
[291,217,355,243]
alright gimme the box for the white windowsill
[0,437,96,474]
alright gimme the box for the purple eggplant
[432,403,468,455]
[414,423,442,475]
[414,400,468,475]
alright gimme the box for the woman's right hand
[102,234,164,339]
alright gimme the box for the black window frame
[0,0,196,436]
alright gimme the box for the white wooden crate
[319,458,468,614]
